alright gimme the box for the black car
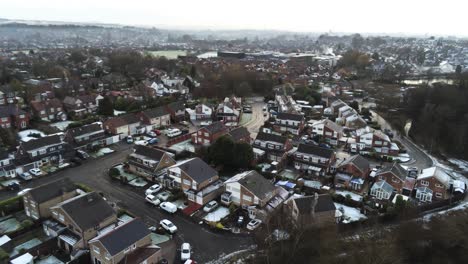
[6,182,20,191]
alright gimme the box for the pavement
[1,142,254,263]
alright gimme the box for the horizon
[1,0,467,37]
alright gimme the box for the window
[243,195,252,202]
[183,179,191,185]
[435,183,444,188]
[420,180,429,186]
[39,149,46,155]
[204,132,209,137]
[435,193,443,198]
[392,177,399,183]
[1,117,7,122]
[93,246,100,254]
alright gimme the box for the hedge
[0,196,24,215]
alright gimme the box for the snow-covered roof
[418,166,452,187]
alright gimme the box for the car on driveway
[160,202,177,214]
[180,121,190,127]
[148,138,159,145]
[147,131,157,137]
[135,140,149,146]
[19,172,33,181]
[76,149,90,160]
[126,135,134,144]
[160,219,177,233]
[247,219,262,230]
[157,191,172,201]
[203,201,218,213]
[237,216,244,226]
[145,184,162,196]
[145,194,161,206]
[29,168,43,176]
[181,242,191,261]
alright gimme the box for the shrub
[229,203,237,214]
[109,168,120,178]
[216,222,225,229]
[0,248,8,262]
[20,219,34,229]
[74,183,93,193]
[0,196,24,215]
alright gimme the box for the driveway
[1,143,254,263]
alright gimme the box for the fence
[166,132,195,146]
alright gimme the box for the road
[1,143,254,263]
[371,111,433,170]
[243,97,267,138]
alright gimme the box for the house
[64,123,106,150]
[191,121,228,146]
[293,144,336,176]
[63,94,102,116]
[186,104,212,121]
[15,135,69,174]
[414,167,452,202]
[0,105,29,129]
[164,101,186,121]
[0,150,15,179]
[121,114,142,135]
[273,112,305,135]
[22,178,77,220]
[370,180,394,200]
[0,84,19,104]
[138,107,171,129]
[252,132,292,165]
[374,163,407,194]
[285,193,337,228]
[104,114,141,137]
[50,192,117,251]
[128,146,176,181]
[226,127,251,144]
[223,170,286,220]
[30,98,66,121]
[216,101,240,125]
[356,128,399,156]
[89,218,162,264]
[166,158,223,205]
[334,155,370,191]
[311,119,343,146]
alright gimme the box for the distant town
[0,19,467,264]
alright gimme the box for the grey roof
[59,192,115,231]
[227,127,250,142]
[372,180,394,193]
[338,155,370,173]
[276,112,304,121]
[294,194,336,214]
[133,145,166,161]
[29,178,76,204]
[177,158,218,183]
[120,114,140,124]
[377,162,407,181]
[201,121,227,134]
[0,105,26,118]
[167,101,185,111]
[93,218,150,256]
[68,123,103,138]
[296,144,334,158]
[21,135,62,151]
[255,131,287,144]
[238,171,275,201]
[142,106,168,118]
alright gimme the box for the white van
[160,202,177,213]
[166,128,182,138]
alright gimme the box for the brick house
[0,150,15,179]
[104,114,141,137]
[226,126,251,144]
[191,121,228,146]
[50,192,117,252]
[22,178,77,220]
[138,107,171,129]
[128,146,176,181]
[63,94,102,117]
[64,123,106,150]
[375,163,408,194]
[164,101,186,122]
[216,101,240,124]
[293,144,336,176]
[334,154,370,191]
[89,218,162,264]
[187,104,213,121]
[311,119,343,146]
[356,128,399,156]
[285,193,337,229]
[0,105,29,129]
[166,158,223,205]
[273,112,305,135]
[30,98,66,121]
[414,166,452,202]
[252,132,292,165]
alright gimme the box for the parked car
[29,168,43,176]
[160,219,177,233]
[7,182,20,191]
[157,191,172,201]
[145,184,162,195]
[237,216,244,226]
[203,201,219,213]
[180,121,190,127]
[135,140,149,146]
[181,243,191,261]
[145,194,161,206]
[166,128,182,138]
[148,138,159,145]
[147,131,157,137]
[126,135,134,144]
[160,202,177,214]
[19,172,33,181]
[76,149,90,160]
[247,219,262,230]
[153,129,162,136]
[58,163,70,169]
[200,121,212,127]
[319,143,331,149]
[17,188,32,196]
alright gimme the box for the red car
[153,129,162,136]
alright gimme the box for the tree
[350,100,360,111]
[232,142,254,168]
[97,96,114,116]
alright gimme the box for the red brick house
[30,98,66,121]
[191,121,228,146]
[415,166,452,202]
[334,154,370,191]
[0,105,29,129]
[226,127,251,144]
[375,163,408,194]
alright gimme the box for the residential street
[0,143,254,263]
[243,97,267,138]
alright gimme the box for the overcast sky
[0,0,466,36]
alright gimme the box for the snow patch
[334,203,367,223]
[335,190,363,202]
[204,207,230,222]
[18,129,46,142]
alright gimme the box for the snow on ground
[334,203,367,224]
[448,158,468,173]
[423,200,468,221]
[36,256,65,264]
[18,129,46,142]
[114,109,126,116]
[128,177,148,187]
[394,153,411,163]
[335,190,363,202]
[204,206,230,222]
[49,121,73,131]
[169,139,195,153]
